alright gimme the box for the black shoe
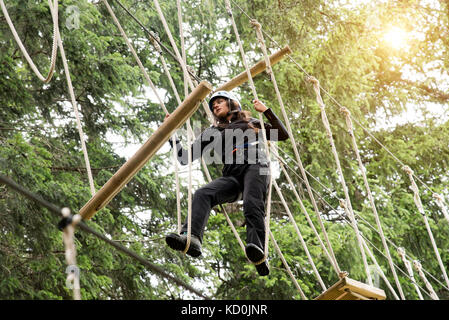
[255,260,270,276]
[245,243,270,276]
[165,233,202,257]
[245,243,265,263]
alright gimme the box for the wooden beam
[215,45,292,92]
[79,80,213,220]
[315,276,386,300]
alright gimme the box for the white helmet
[208,91,241,112]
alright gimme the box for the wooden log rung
[315,276,386,300]
[79,80,213,220]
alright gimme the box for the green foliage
[1,0,448,300]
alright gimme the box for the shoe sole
[245,244,270,276]
[245,243,265,263]
[165,233,202,257]
[256,261,270,276]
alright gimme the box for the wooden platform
[315,277,386,300]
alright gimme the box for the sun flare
[383,27,408,50]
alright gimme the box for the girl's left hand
[253,99,268,113]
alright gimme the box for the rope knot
[224,0,232,15]
[340,107,351,117]
[250,19,262,30]
[186,65,196,76]
[413,260,422,271]
[150,33,162,53]
[397,247,405,258]
[432,193,442,202]
[402,165,413,175]
[306,75,319,86]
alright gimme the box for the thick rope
[433,193,449,226]
[398,247,424,300]
[3,0,95,195]
[61,208,82,300]
[224,0,276,265]
[152,0,214,123]
[338,198,372,286]
[177,0,193,255]
[361,238,400,300]
[403,165,449,288]
[272,179,327,291]
[102,0,168,114]
[230,0,449,212]
[276,146,449,296]
[308,76,372,285]
[413,260,439,300]
[0,0,58,83]
[243,15,342,277]
[277,157,335,276]
[148,33,182,233]
[149,25,245,255]
[0,174,210,299]
[48,1,96,196]
[341,107,405,299]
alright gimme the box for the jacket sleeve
[169,127,218,165]
[259,108,289,141]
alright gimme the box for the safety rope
[397,247,424,300]
[147,33,182,234]
[308,76,372,285]
[102,0,168,114]
[224,0,276,266]
[275,145,446,298]
[0,0,58,83]
[413,260,440,300]
[47,1,96,196]
[361,238,400,300]
[272,178,327,291]
[152,0,214,123]
[341,107,405,299]
[228,0,449,213]
[177,0,193,255]
[403,165,449,288]
[433,193,449,226]
[238,12,343,277]
[61,208,82,300]
[0,174,210,299]
[225,2,449,295]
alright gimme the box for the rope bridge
[1,0,448,301]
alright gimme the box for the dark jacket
[170,108,289,177]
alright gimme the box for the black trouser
[181,163,270,250]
